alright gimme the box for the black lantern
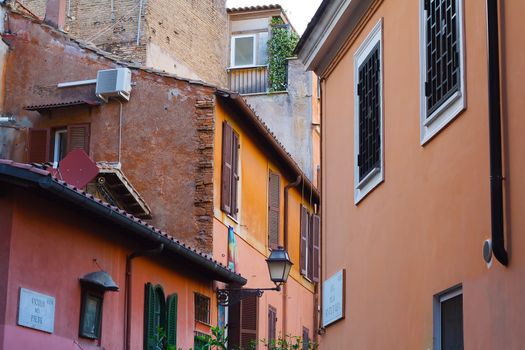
[216,246,293,306]
[266,246,293,285]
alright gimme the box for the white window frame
[419,0,466,144]
[433,285,463,350]
[53,129,67,167]
[353,19,384,204]
[230,34,257,68]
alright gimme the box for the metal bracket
[216,286,280,306]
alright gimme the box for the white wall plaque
[17,288,56,333]
[322,269,345,327]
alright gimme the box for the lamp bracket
[216,286,280,306]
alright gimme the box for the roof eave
[296,0,375,76]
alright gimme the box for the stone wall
[244,58,316,180]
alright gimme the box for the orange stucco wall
[212,100,316,345]
[0,188,217,350]
[319,1,525,349]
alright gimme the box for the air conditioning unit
[96,68,132,102]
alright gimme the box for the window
[227,294,258,350]
[300,206,320,282]
[302,327,310,350]
[79,291,103,339]
[268,171,280,249]
[28,124,90,163]
[268,306,277,348]
[194,331,211,350]
[221,121,240,219]
[144,284,178,350]
[195,293,211,324]
[434,286,463,350]
[420,0,465,143]
[354,19,384,204]
[231,35,256,67]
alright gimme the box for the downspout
[282,176,302,337]
[124,244,164,350]
[486,0,508,266]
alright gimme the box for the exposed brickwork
[145,0,228,86]
[193,96,216,250]
[1,11,217,252]
[21,0,228,85]
[17,0,46,18]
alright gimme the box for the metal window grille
[357,43,381,181]
[194,293,210,324]
[424,0,460,116]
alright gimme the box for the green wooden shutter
[144,283,156,350]
[166,293,178,348]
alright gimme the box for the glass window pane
[81,294,101,338]
[234,37,255,66]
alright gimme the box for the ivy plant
[267,17,300,92]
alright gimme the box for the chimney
[44,0,67,29]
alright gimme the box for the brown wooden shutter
[268,306,277,347]
[28,128,50,163]
[307,213,314,280]
[221,121,233,214]
[300,206,309,276]
[312,214,321,283]
[240,294,258,349]
[231,129,240,218]
[268,171,280,249]
[67,124,90,154]
[227,301,241,349]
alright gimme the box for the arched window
[144,284,178,350]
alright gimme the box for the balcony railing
[228,65,269,95]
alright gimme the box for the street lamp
[216,246,293,306]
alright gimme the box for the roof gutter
[486,0,508,266]
[0,164,246,285]
[34,176,247,283]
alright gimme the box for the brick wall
[20,0,229,86]
[145,0,228,86]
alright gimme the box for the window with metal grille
[420,0,465,143]
[434,286,463,350]
[357,43,381,181]
[353,19,384,204]
[194,293,211,324]
[424,0,460,116]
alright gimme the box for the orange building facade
[298,0,525,349]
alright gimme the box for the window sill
[227,64,268,71]
[354,167,383,204]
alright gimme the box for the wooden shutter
[302,327,310,350]
[300,206,309,276]
[268,306,277,347]
[67,123,90,154]
[312,215,321,283]
[166,293,178,348]
[268,171,280,249]
[221,121,233,214]
[231,130,240,218]
[228,301,241,349]
[28,128,50,163]
[144,283,156,350]
[307,214,314,280]
[240,294,258,349]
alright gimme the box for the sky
[226,0,323,35]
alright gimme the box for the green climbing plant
[267,17,300,92]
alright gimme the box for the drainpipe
[486,0,508,266]
[282,176,301,337]
[124,244,164,350]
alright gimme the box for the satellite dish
[57,149,99,189]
